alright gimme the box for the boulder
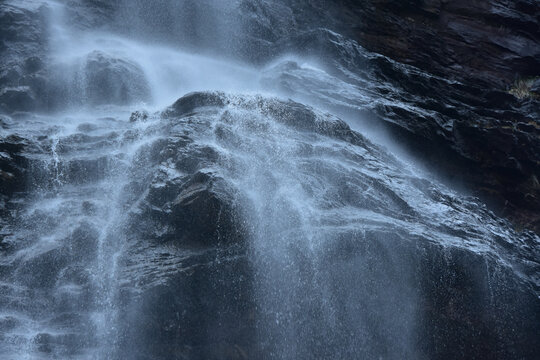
[0,86,36,113]
[82,51,151,106]
[264,25,540,232]
[115,92,540,359]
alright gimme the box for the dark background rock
[0,3,49,113]
[0,131,31,250]
[336,0,540,232]
[238,0,540,232]
[0,134,28,197]
[317,0,540,88]
[117,92,540,359]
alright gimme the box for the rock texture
[0,2,48,113]
[234,0,540,232]
[117,92,540,359]
[339,0,539,86]
[1,1,540,357]
[0,126,29,249]
[0,2,150,112]
[0,84,539,358]
[333,0,540,232]
[48,50,151,107]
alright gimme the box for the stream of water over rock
[0,1,539,359]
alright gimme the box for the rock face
[49,50,152,107]
[1,0,540,359]
[83,51,150,105]
[122,93,540,359]
[0,2,151,112]
[233,0,540,232]
[332,0,539,87]
[2,0,538,232]
[330,0,540,232]
[0,134,28,197]
[0,2,48,113]
[0,126,30,249]
[0,88,539,358]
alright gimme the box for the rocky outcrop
[117,92,540,359]
[238,0,540,232]
[2,1,537,234]
[0,89,538,358]
[0,2,49,113]
[335,0,540,232]
[83,51,150,105]
[0,117,33,249]
[0,2,151,113]
[48,50,152,107]
[1,1,539,358]
[341,0,540,87]
[0,133,28,197]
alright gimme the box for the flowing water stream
[1,1,539,359]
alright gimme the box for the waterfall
[0,1,538,359]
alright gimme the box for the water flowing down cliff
[1,1,539,359]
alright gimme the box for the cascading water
[0,110,160,358]
[1,1,539,359]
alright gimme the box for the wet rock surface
[120,92,540,359]
[0,89,538,358]
[0,133,27,249]
[329,0,540,233]
[0,2,49,113]
[237,0,540,232]
[49,50,152,108]
[4,0,536,231]
[1,0,540,359]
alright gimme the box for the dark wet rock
[331,0,540,88]
[167,172,240,245]
[0,316,18,332]
[0,90,538,358]
[76,122,100,132]
[0,86,37,112]
[167,91,372,147]
[530,78,540,96]
[129,110,149,123]
[34,333,54,353]
[134,169,243,247]
[329,0,540,232]
[63,0,118,30]
[112,92,540,359]
[15,245,71,288]
[2,0,537,235]
[82,51,151,106]
[197,0,540,232]
[119,247,255,360]
[126,108,245,248]
[33,332,87,356]
[0,115,14,129]
[416,240,540,360]
[45,51,152,109]
[0,0,539,356]
[166,92,228,118]
[0,134,30,197]
[0,2,49,113]
[0,2,151,113]
[68,222,100,262]
[260,24,540,232]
